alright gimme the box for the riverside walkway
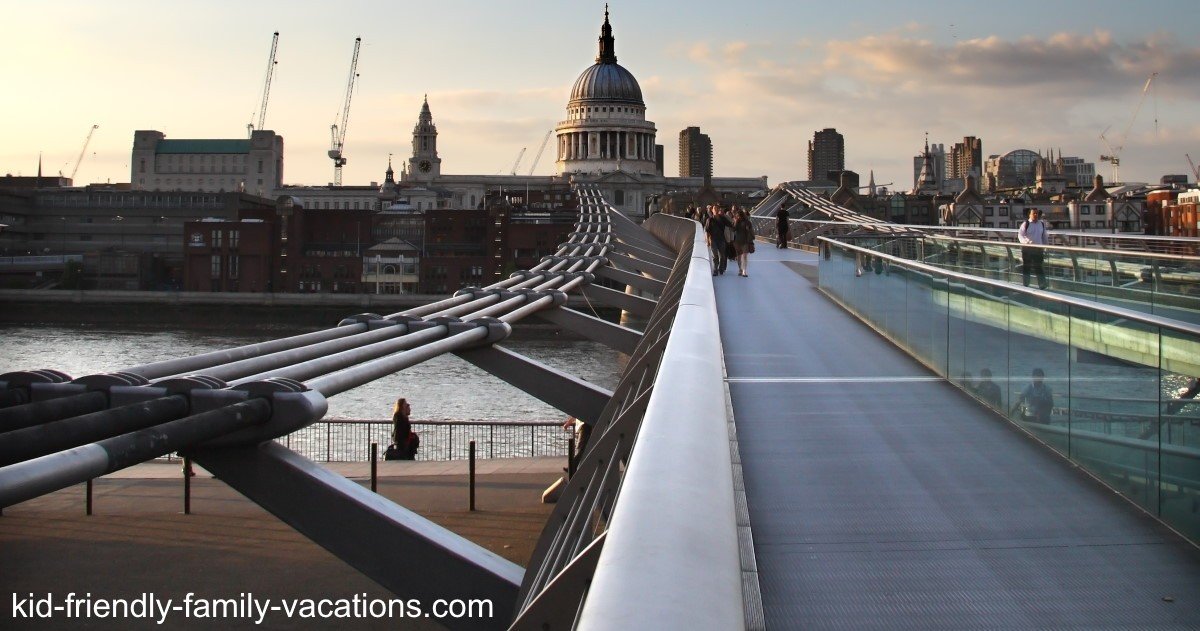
[717,246,1200,629]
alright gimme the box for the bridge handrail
[818,237,1200,339]
[577,214,743,629]
[913,233,1200,264]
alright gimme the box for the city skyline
[3,0,1199,191]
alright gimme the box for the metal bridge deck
[716,247,1200,629]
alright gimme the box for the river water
[0,324,628,423]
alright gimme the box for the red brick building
[182,194,576,294]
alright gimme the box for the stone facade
[131,130,283,197]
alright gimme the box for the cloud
[650,27,1200,185]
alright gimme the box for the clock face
[419,160,432,173]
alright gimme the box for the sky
[3,0,1199,191]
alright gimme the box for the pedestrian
[974,368,1003,409]
[386,397,420,460]
[1011,368,1053,424]
[1018,208,1050,289]
[705,205,732,276]
[776,203,790,248]
[732,207,755,277]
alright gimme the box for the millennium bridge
[3,183,1199,629]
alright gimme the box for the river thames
[0,323,628,423]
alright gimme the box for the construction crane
[527,130,553,176]
[67,124,99,182]
[1099,72,1158,183]
[248,32,280,138]
[509,147,526,176]
[328,37,361,187]
[1187,154,1199,183]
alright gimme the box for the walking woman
[732,207,755,277]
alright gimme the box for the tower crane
[248,32,280,138]
[527,130,553,176]
[1099,71,1157,183]
[68,124,99,182]
[509,147,526,176]
[1187,154,1199,183]
[328,37,361,187]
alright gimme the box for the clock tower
[406,95,441,182]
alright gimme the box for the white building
[131,130,283,197]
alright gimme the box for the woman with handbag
[731,207,755,277]
[386,398,419,460]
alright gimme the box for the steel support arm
[536,307,642,355]
[581,284,657,319]
[606,250,672,282]
[596,265,667,296]
[0,399,270,508]
[454,345,613,426]
[613,241,677,269]
[191,442,522,631]
[0,395,189,467]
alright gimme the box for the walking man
[705,205,732,276]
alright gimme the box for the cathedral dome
[570,62,643,105]
[568,7,643,106]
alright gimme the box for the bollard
[567,437,576,480]
[370,442,378,493]
[86,479,93,516]
[183,457,192,515]
[469,440,476,512]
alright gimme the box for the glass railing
[844,235,1200,325]
[818,236,1200,544]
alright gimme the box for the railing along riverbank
[157,419,571,463]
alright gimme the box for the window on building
[257,160,264,174]
[614,190,625,205]
[1082,206,1091,215]
[985,206,994,216]
[229,229,239,248]
[211,255,221,279]
[228,255,239,279]
[211,229,222,247]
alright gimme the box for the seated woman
[387,398,420,460]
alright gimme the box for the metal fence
[272,419,570,462]
[158,419,570,463]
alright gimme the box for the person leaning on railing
[775,204,790,249]
[1018,208,1050,290]
[1011,368,1053,424]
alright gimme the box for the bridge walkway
[715,246,1200,629]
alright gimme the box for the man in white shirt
[1018,208,1050,289]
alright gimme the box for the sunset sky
[3,0,1198,190]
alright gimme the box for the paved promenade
[717,246,1200,630]
[0,458,563,630]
